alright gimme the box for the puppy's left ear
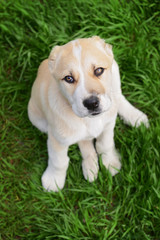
[91,36,113,58]
[100,39,113,58]
[48,45,60,73]
[105,43,113,57]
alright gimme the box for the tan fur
[28,36,149,192]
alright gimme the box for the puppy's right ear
[48,46,60,73]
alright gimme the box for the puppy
[28,36,148,192]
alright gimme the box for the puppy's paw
[134,112,149,128]
[102,150,121,176]
[41,167,66,192]
[82,157,99,182]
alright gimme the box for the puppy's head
[48,36,113,118]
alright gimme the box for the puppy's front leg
[78,140,99,182]
[96,121,121,176]
[42,132,69,192]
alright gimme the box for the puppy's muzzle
[83,96,100,115]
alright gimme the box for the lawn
[0,0,160,239]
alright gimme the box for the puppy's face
[49,36,113,118]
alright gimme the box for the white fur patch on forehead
[72,40,82,62]
[71,40,87,95]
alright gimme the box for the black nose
[83,96,99,111]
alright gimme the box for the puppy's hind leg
[111,60,148,128]
[78,140,99,182]
[28,99,48,133]
[117,95,149,127]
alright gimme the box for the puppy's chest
[83,116,106,140]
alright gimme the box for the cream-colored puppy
[28,36,148,192]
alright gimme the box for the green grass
[0,0,160,239]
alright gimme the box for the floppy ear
[48,45,60,73]
[91,35,113,58]
[105,43,113,57]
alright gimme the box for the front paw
[102,149,121,176]
[41,167,66,192]
[82,156,99,182]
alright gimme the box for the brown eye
[63,75,75,84]
[94,67,104,77]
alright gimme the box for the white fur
[42,130,69,192]
[28,37,149,192]
[71,41,90,117]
